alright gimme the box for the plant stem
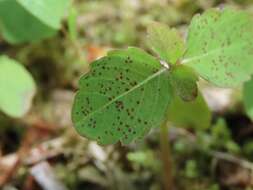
[160,120,173,190]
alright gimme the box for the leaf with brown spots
[72,47,172,145]
[183,8,253,87]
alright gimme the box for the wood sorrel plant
[72,8,253,145]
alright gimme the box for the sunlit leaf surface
[183,8,253,87]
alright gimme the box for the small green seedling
[72,8,253,145]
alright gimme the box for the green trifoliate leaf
[169,65,198,101]
[147,22,185,64]
[243,77,253,120]
[167,93,211,129]
[182,8,253,87]
[0,56,36,117]
[72,47,172,145]
[0,0,69,43]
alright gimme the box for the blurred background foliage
[1,0,253,190]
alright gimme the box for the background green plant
[0,0,69,44]
[0,0,69,118]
